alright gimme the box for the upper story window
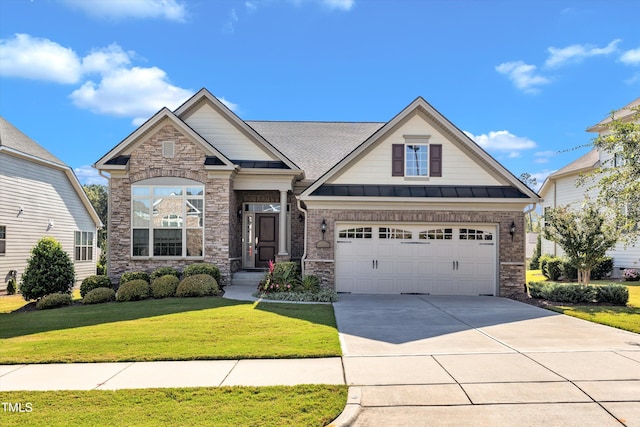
[392,135,442,178]
[132,178,204,258]
[0,226,6,255]
[75,231,94,261]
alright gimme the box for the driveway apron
[333,294,640,427]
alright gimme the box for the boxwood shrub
[116,279,150,302]
[80,275,112,298]
[83,287,116,304]
[151,275,180,299]
[182,263,221,284]
[150,267,181,282]
[36,293,72,310]
[119,271,150,286]
[176,274,218,297]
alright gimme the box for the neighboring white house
[539,98,640,277]
[0,117,102,293]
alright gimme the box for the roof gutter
[296,197,308,276]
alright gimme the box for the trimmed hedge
[36,293,72,310]
[182,263,221,284]
[83,287,116,304]
[527,281,629,305]
[151,275,179,299]
[151,267,181,282]
[116,279,150,302]
[176,274,218,297]
[119,271,150,286]
[80,275,112,298]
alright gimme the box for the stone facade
[302,208,526,296]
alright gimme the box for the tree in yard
[519,172,540,232]
[83,184,108,248]
[542,205,618,285]
[582,105,640,244]
[20,236,76,300]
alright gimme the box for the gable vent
[163,141,175,158]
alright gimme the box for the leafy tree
[20,237,76,300]
[519,172,540,232]
[584,105,640,243]
[83,184,108,248]
[542,205,618,285]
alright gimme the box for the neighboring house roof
[0,116,66,166]
[0,116,103,228]
[246,121,384,181]
[538,149,599,197]
[587,97,640,132]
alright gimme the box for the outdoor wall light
[509,221,516,240]
[321,219,327,238]
[298,213,304,223]
[237,208,242,219]
[47,219,54,230]
[18,207,24,215]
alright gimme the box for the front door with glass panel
[242,203,285,269]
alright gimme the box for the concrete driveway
[332,295,640,427]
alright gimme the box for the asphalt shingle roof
[0,116,66,166]
[246,121,385,180]
[548,149,599,178]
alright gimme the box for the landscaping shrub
[6,277,16,295]
[543,257,562,281]
[623,269,640,282]
[591,257,613,280]
[538,254,552,276]
[20,236,75,301]
[151,267,181,282]
[80,275,112,298]
[182,263,221,284]
[560,259,578,281]
[255,288,339,302]
[119,271,150,286]
[546,283,597,303]
[83,287,116,304]
[258,261,299,293]
[596,284,629,305]
[36,293,72,310]
[151,275,180,299]
[116,279,150,302]
[296,275,321,293]
[529,234,541,270]
[527,281,546,299]
[176,274,218,297]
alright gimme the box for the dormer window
[392,135,442,178]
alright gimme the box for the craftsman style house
[95,89,540,295]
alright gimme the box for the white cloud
[495,61,550,94]
[218,97,239,112]
[245,1,258,13]
[545,39,621,68]
[61,0,187,22]
[82,44,133,75]
[75,165,108,185]
[0,33,82,84]
[620,47,640,65]
[464,130,537,154]
[534,150,556,164]
[530,169,556,188]
[321,0,355,10]
[70,67,194,124]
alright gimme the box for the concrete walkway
[333,294,640,427]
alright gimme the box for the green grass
[526,269,640,333]
[0,297,341,364]
[0,385,348,427]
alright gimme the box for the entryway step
[231,271,265,286]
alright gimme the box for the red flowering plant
[256,260,298,294]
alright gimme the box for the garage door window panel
[420,228,453,240]
[379,227,412,239]
[338,227,372,239]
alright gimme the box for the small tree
[20,236,76,300]
[542,205,618,285]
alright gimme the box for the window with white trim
[132,183,204,257]
[0,226,6,255]
[405,144,428,177]
[75,231,94,261]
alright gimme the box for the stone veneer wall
[303,209,526,296]
[107,123,234,286]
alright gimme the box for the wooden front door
[255,213,278,268]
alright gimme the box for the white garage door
[335,223,497,295]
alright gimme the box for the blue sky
[1,0,638,188]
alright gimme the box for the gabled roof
[0,116,66,166]
[94,107,236,170]
[587,97,640,132]
[0,116,102,228]
[246,121,384,181]
[538,149,599,197]
[300,97,540,201]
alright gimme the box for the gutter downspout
[98,170,111,279]
[296,198,308,276]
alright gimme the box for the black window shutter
[430,144,442,177]
[392,144,404,176]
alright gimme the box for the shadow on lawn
[0,297,250,339]
[253,301,338,329]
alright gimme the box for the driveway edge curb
[327,386,361,427]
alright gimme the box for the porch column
[278,190,288,256]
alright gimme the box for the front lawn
[525,269,640,333]
[0,297,341,364]
[0,385,348,427]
